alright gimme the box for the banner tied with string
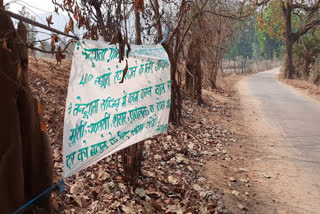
[63,39,171,178]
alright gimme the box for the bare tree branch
[0,8,79,40]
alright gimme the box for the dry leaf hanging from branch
[64,24,69,34]
[67,0,72,9]
[74,5,79,22]
[41,42,45,50]
[46,15,54,27]
[135,0,144,12]
[51,34,59,46]
[85,16,90,30]
[68,17,74,32]
[78,12,84,28]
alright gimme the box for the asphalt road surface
[245,67,320,213]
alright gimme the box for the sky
[3,0,68,28]
[4,0,74,39]
[4,0,56,14]
[3,0,139,43]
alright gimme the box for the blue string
[60,179,65,192]
[160,28,170,44]
[13,179,63,214]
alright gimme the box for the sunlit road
[245,67,320,213]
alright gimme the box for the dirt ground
[202,73,279,214]
[225,68,320,214]
[203,68,320,214]
[27,57,256,213]
[28,56,293,213]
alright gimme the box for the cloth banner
[63,40,171,178]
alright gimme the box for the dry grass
[279,73,320,101]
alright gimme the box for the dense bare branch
[0,8,79,40]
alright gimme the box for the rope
[160,28,170,44]
[12,179,64,214]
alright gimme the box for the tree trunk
[304,58,310,78]
[119,1,144,187]
[194,52,202,105]
[282,1,295,79]
[160,24,182,124]
[284,39,294,79]
[135,9,142,45]
[0,13,53,213]
[185,41,194,92]
[185,66,193,91]
[211,19,222,89]
[152,0,163,43]
[162,42,182,125]
[169,60,182,125]
[185,38,202,104]
[93,2,109,42]
[210,66,218,89]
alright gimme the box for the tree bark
[162,41,182,125]
[135,9,142,45]
[119,0,144,187]
[169,60,182,124]
[92,2,109,42]
[210,63,218,89]
[279,1,320,79]
[152,0,163,43]
[0,12,53,213]
[283,15,295,78]
[185,43,194,91]
[282,0,296,79]
[0,8,78,40]
[185,37,202,104]
[304,57,311,78]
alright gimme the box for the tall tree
[256,0,320,78]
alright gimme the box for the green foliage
[225,11,284,60]
[294,30,320,59]
[224,16,254,60]
[255,2,285,59]
[293,29,320,78]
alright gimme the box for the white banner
[63,40,171,178]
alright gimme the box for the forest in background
[228,1,320,85]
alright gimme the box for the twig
[0,8,79,40]
[27,39,76,54]
[185,128,204,143]
[181,62,194,78]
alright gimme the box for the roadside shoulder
[278,73,320,105]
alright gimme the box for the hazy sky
[4,0,55,14]
[4,0,70,30]
[3,0,74,40]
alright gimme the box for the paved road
[246,67,320,213]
